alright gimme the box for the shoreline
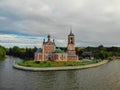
[13,60,109,71]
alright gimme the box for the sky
[0,0,120,48]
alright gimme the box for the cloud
[0,0,120,47]
[0,34,44,48]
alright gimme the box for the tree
[0,45,6,60]
[7,46,38,60]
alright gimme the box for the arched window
[70,38,73,44]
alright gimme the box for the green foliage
[7,46,38,60]
[35,61,40,64]
[0,45,6,61]
[77,45,120,59]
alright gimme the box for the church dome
[54,48,66,53]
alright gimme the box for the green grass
[17,60,102,68]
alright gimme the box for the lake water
[0,56,120,90]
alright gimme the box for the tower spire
[70,26,72,34]
[68,26,74,36]
[47,34,50,42]
[52,36,54,42]
[43,38,45,44]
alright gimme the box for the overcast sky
[0,0,120,48]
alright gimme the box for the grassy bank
[18,60,102,67]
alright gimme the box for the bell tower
[67,30,76,54]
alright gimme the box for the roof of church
[43,34,56,45]
[54,48,66,53]
[43,41,55,45]
[35,49,42,54]
[67,53,77,56]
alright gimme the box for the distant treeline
[7,46,38,60]
[75,45,120,59]
[4,45,120,60]
[0,45,6,61]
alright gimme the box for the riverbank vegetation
[75,45,120,60]
[6,45,120,60]
[0,45,6,61]
[18,60,102,67]
[7,46,37,59]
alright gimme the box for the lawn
[17,60,102,68]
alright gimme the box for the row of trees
[0,45,6,61]
[76,45,120,59]
[7,46,38,60]
[5,45,120,60]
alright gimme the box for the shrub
[67,64,73,66]
[35,61,40,64]
[44,61,47,64]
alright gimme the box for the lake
[0,56,120,90]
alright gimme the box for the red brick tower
[67,30,78,60]
[67,30,76,54]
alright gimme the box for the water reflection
[64,70,79,90]
[0,57,120,90]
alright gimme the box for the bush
[44,61,47,64]
[35,61,40,64]
[67,64,73,66]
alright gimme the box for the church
[34,31,78,61]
